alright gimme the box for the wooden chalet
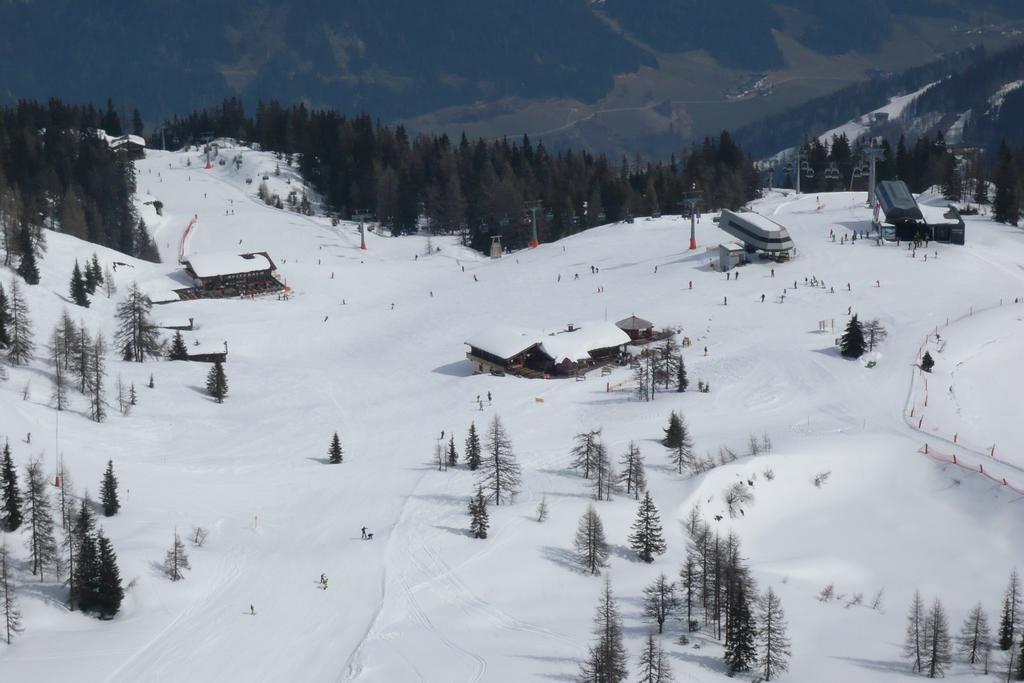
[186,340,228,363]
[110,134,146,161]
[466,322,630,378]
[616,315,655,342]
[182,251,284,298]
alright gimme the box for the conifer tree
[663,411,695,474]
[618,442,646,500]
[328,432,343,464]
[921,351,935,373]
[637,632,674,683]
[88,332,107,422]
[905,590,926,672]
[840,314,866,358]
[129,383,137,406]
[757,587,791,681]
[446,434,458,467]
[570,428,603,479]
[579,574,628,683]
[114,282,162,362]
[0,541,22,644]
[663,411,682,448]
[643,574,680,634]
[680,550,699,632]
[464,421,481,471]
[676,354,688,392]
[724,576,757,674]
[94,530,124,618]
[24,461,59,580]
[1,441,23,532]
[167,331,189,361]
[69,497,96,610]
[0,281,10,348]
[206,361,228,403]
[958,603,992,668]
[6,278,35,366]
[924,598,952,678]
[87,254,103,294]
[100,460,119,516]
[629,491,667,563]
[70,260,89,307]
[654,338,680,391]
[468,485,489,539]
[999,570,1022,651]
[479,415,521,505]
[592,440,614,502]
[163,530,191,581]
[574,505,609,575]
[994,142,1020,226]
[536,496,548,522]
[49,326,70,410]
[71,322,92,394]
[15,226,39,285]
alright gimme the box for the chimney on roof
[567,323,575,332]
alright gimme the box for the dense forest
[161,100,760,252]
[0,100,157,276]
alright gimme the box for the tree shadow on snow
[812,346,843,359]
[540,545,583,573]
[608,544,637,562]
[18,580,71,611]
[432,360,475,377]
[410,493,468,507]
[511,655,580,681]
[831,655,914,675]
[667,647,731,676]
[434,525,472,538]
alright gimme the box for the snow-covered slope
[1,145,1023,682]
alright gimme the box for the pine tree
[921,351,935,373]
[71,321,92,394]
[994,142,1020,226]
[100,460,119,516]
[70,260,89,307]
[88,332,107,423]
[959,603,992,667]
[636,632,674,683]
[48,324,70,410]
[629,492,667,563]
[924,598,952,678]
[579,574,628,683]
[163,531,191,581]
[663,411,682,447]
[327,432,343,464]
[464,421,481,471]
[94,530,124,619]
[15,226,39,285]
[167,331,189,361]
[468,485,489,539]
[536,495,548,522]
[592,440,614,502]
[999,570,1022,651]
[129,383,136,406]
[643,574,680,634]
[0,281,10,348]
[69,497,96,610]
[664,411,695,474]
[654,338,680,391]
[0,441,23,532]
[905,590,926,672]
[618,442,646,500]
[676,354,688,392]
[206,361,228,403]
[24,461,59,580]
[479,415,521,505]
[570,428,603,479]
[87,254,103,294]
[840,314,866,359]
[680,550,699,632]
[114,282,162,362]
[446,434,458,467]
[6,277,35,366]
[0,541,22,644]
[724,576,757,674]
[574,505,609,575]
[757,587,791,681]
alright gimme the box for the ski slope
[1,144,1023,682]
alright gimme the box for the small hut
[616,315,655,342]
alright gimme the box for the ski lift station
[715,209,795,269]
[874,180,965,244]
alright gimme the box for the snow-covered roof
[154,318,193,329]
[110,134,146,148]
[616,315,654,330]
[185,252,273,278]
[718,210,794,252]
[919,203,962,226]
[539,322,630,364]
[465,325,539,360]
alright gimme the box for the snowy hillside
[1,144,1023,682]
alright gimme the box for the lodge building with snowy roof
[465,322,631,378]
[181,251,284,298]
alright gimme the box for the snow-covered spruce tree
[921,351,935,373]
[618,442,646,500]
[167,330,189,361]
[100,460,119,516]
[840,314,866,359]
[24,460,59,580]
[592,440,614,502]
[905,590,926,672]
[724,573,757,674]
[959,603,991,668]
[629,491,667,563]
[163,530,191,581]
[0,281,11,348]
[88,254,103,294]
[69,497,96,610]
[468,485,488,539]
[464,421,481,471]
[0,541,22,644]
[114,282,162,362]
[676,354,688,392]
[664,411,695,474]
[574,504,609,575]
[94,529,124,619]
[637,631,674,683]
[570,428,603,479]
[15,226,39,285]
[579,574,628,683]
[663,411,682,447]
[88,332,107,423]
[479,415,521,505]
[328,432,343,464]
[206,361,228,403]
[1,441,23,532]
[6,277,35,366]
[643,574,680,634]
[446,434,458,468]
[757,587,791,681]
[999,570,1022,651]
[69,260,89,307]
[536,495,548,522]
[924,598,952,678]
